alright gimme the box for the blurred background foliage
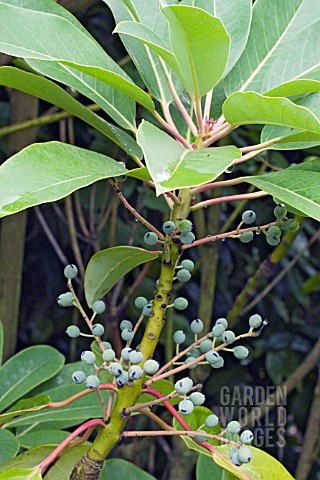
[0,1,319,479]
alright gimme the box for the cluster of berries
[143,220,195,246]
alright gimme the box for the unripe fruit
[205,350,220,364]
[239,231,254,243]
[108,362,123,377]
[249,314,262,328]
[81,351,96,365]
[163,221,176,234]
[176,269,192,282]
[210,356,224,369]
[242,210,256,225]
[205,414,219,428]
[199,339,213,352]
[175,377,193,394]
[181,259,195,271]
[189,392,205,406]
[190,318,203,334]
[180,232,195,245]
[229,448,237,460]
[194,430,207,442]
[134,297,148,309]
[120,320,133,331]
[173,330,185,344]
[92,300,106,314]
[121,347,132,361]
[128,365,143,380]
[66,325,81,338]
[238,446,253,463]
[234,346,249,360]
[116,370,129,387]
[174,297,188,310]
[212,324,225,337]
[85,375,100,389]
[232,452,243,466]
[92,323,105,337]
[144,231,158,246]
[268,225,281,237]
[143,359,160,375]
[57,292,74,307]
[178,399,194,415]
[184,356,198,369]
[121,328,134,342]
[266,233,280,246]
[274,204,287,219]
[102,349,116,362]
[285,218,299,232]
[64,264,78,279]
[227,420,241,434]
[178,220,193,233]
[188,348,200,358]
[102,341,112,350]
[129,350,144,365]
[240,430,254,445]
[72,371,86,384]
[216,318,228,329]
[222,330,236,344]
[143,304,153,316]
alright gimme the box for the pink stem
[122,429,239,446]
[46,384,117,409]
[190,177,244,194]
[234,148,267,165]
[203,90,213,125]
[152,110,192,149]
[202,124,233,147]
[194,97,205,137]
[191,191,268,211]
[240,139,277,153]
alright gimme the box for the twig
[35,206,68,266]
[190,191,268,213]
[190,177,244,195]
[194,97,204,137]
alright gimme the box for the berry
[184,357,198,369]
[72,371,86,384]
[216,318,228,329]
[210,356,224,369]
[134,297,148,309]
[121,347,132,361]
[144,231,158,246]
[266,233,280,246]
[81,351,96,365]
[188,348,200,358]
[57,292,74,307]
[129,350,144,365]
[181,259,195,271]
[173,330,185,344]
[194,430,207,442]
[239,231,254,243]
[205,350,220,364]
[143,304,153,316]
[108,362,123,377]
[102,341,112,350]
[242,210,256,225]
[174,297,188,310]
[222,330,236,344]
[175,377,193,395]
[268,225,281,237]
[85,375,100,389]
[178,220,193,233]
[116,370,129,387]
[120,320,133,331]
[238,446,253,463]
[92,323,105,337]
[229,448,238,460]
[227,420,241,434]
[102,349,116,362]
[128,365,143,380]
[176,269,192,282]
[240,430,254,445]
[189,392,205,406]
[234,346,249,360]
[163,221,176,234]
[231,452,243,467]
[199,339,213,352]
[274,204,287,219]
[205,414,219,428]
[249,314,262,329]
[178,399,194,415]
[64,264,78,279]
[121,328,134,342]
[285,219,299,232]
[143,359,160,375]
[212,324,225,337]
[92,300,106,314]
[180,232,195,245]
[66,325,81,338]
[190,318,203,334]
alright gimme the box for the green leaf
[138,379,179,405]
[181,0,252,76]
[225,0,320,95]
[0,395,51,425]
[0,67,141,159]
[0,469,41,480]
[84,246,160,307]
[126,167,152,182]
[137,121,241,195]
[0,346,64,412]
[266,79,320,98]
[303,273,320,293]
[101,459,157,480]
[173,405,221,449]
[196,454,228,480]
[0,142,128,218]
[18,430,76,450]
[245,159,320,222]
[0,321,3,366]
[0,430,20,464]
[162,5,230,97]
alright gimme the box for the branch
[190,191,267,211]
[152,110,192,149]
[190,177,244,195]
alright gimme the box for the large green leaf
[0,346,64,412]
[196,454,228,480]
[0,321,3,366]
[162,5,230,97]
[18,430,78,450]
[85,246,160,307]
[0,430,20,464]
[0,67,141,159]
[181,0,252,76]
[266,79,320,98]
[225,0,320,95]
[245,159,320,222]
[173,406,221,448]
[0,142,128,218]
[0,469,41,480]
[0,395,51,425]
[137,121,241,195]
[101,459,157,480]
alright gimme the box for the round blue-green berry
[121,328,134,342]
[64,264,78,279]
[181,259,195,271]
[194,430,207,442]
[72,371,86,384]
[190,318,203,334]
[234,346,249,360]
[175,377,193,394]
[189,392,205,406]
[240,430,254,445]
[239,231,254,243]
[178,220,193,233]
[285,219,299,232]
[121,347,132,361]
[102,341,112,350]
[176,269,192,282]
[274,204,287,220]
[120,320,133,331]
[216,318,228,329]
[188,348,200,358]
[102,349,116,362]
[128,365,143,380]
[173,330,186,344]
[163,221,176,234]
[232,452,243,467]
[238,447,252,463]
[229,448,238,461]
[81,351,96,365]
[66,325,81,338]
[134,297,148,309]
[227,420,241,434]
[242,210,256,225]
[222,330,236,344]
[212,324,225,337]
[184,357,198,369]
[268,225,281,237]
[179,399,194,415]
[85,375,100,389]
[57,292,74,307]
[210,356,224,369]
[205,414,219,428]
[92,300,106,314]
[92,323,105,337]
[143,304,153,317]
[180,232,195,245]
[144,231,158,246]
[129,350,144,365]
[174,297,188,310]
[249,314,262,329]
[116,370,129,387]
[108,362,123,377]
[143,359,159,375]
[205,350,220,364]
[199,339,213,353]
[266,233,280,246]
